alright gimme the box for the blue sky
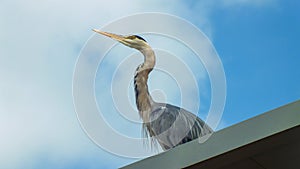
[212,1,300,124]
[1,0,299,169]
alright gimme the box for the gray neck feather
[134,47,156,122]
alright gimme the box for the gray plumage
[93,30,213,150]
[145,103,212,150]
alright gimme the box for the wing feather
[146,103,213,150]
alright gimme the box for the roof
[120,100,300,169]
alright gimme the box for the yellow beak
[92,29,125,42]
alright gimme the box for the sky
[1,0,300,169]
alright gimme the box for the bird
[93,29,213,151]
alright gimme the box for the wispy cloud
[0,0,278,168]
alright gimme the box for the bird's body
[145,103,212,150]
[93,30,213,150]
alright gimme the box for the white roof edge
[121,100,300,169]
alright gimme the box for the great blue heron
[93,29,213,150]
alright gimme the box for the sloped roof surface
[121,100,300,169]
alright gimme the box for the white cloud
[0,0,214,168]
[0,0,277,168]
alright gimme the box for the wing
[148,103,213,150]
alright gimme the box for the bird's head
[93,29,149,50]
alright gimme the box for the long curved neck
[134,47,156,121]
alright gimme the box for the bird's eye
[127,35,136,40]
